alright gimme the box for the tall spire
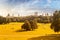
[7,13,10,17]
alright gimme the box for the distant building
[45,13,49,16]
[34,12,38,16]
[42,13,44,16]
[18,14,20,17]
[46,13,49,16]
[7,13,10,17]
[12,14,14,17]
[6,13,11,18]
[6,13,14,18]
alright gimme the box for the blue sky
[0,0,60,16]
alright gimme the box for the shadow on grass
[15,29,27,32]
[15,29,32,32]
[28,34,60,40]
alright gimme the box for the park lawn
[0,22,59,40]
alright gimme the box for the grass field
[0,22,59,40]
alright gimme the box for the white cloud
[0,0,54,16]
[47,0,51,3]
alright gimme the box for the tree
[0,16,4,24]
[33,19,38,29]
[7,13,10,17]
[50,10,60,32]
[21,20,31,31]
[21,19,38,31]
[29,19,38,30]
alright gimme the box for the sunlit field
[0,22,59,40]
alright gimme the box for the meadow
[0,22,59,40]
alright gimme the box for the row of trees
[0,16,11,24]
[37,16,53,23]
[0,15,53,24]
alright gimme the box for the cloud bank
[0,0,60,16]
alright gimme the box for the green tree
[50,10,60,32]
[0,16,4,24]
[29,19,38,30]
[21,20,31,31]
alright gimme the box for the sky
[0,0,60,17]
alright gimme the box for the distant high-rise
[18,14,20,17]
[12,14,14,17]
[45,13,49,16]
[7,13,10,17]
[42,13,44,16]
[34,12,38,16]
[6,13,12,18]
[46,13,49,16]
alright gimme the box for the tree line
[0,14,53,24]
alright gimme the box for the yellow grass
[0,22,59,40]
